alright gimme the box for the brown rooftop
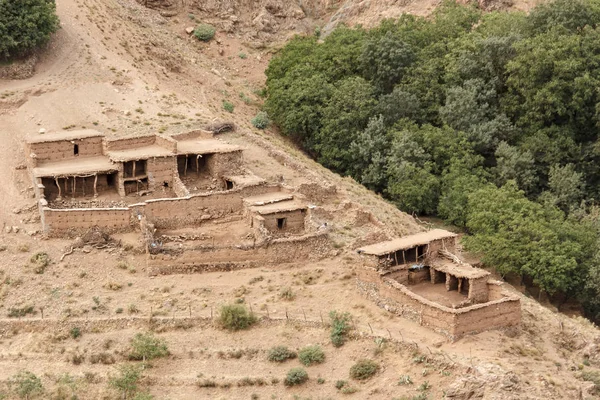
[176,138,242,155]
[33,156,117,178]
[244,192,294,207]
[27,129,104,144]
[250,200,307,215]
[431,259,490,279]
[358,229,457,256]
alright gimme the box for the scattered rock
[4,226,12,234]
[39,128,46,134]
[185,26,194,34]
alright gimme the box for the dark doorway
[74,144,79,156]
[225,180,234,190]
[277,218,286,229]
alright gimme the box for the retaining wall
[356,267,521,340]
[43,207,132,236]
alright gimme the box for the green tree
[494,141,538,193]
[386,161,440,215]
[109,364,142,400]
[0,0,59,59]
[349,115,391,192]
[313,76,377,173]
[361,31,415,93]
[543,163,585,211]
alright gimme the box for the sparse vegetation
[279,287,295,300]
[267,346,297,362]
[284,368,308,386]
[349,359,379,380]
[109,364,142,399]
[298,345,325,366]
[222,100,235,113]
[69,327,81,339]
[11,370,43,399]
[8,305,35,318]
[330,311,352,347]
[251,111,270,129]
[218,304,257,331]
[194,23,216,41]
[29,252,50,274]
[129,332,169,361]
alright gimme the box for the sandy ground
[0,0,600,399]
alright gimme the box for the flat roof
[176,138,242,155]
[107,145,174,162]
[358,229,457,256]
[225,174,266,187]
[33,156,117,178]
[250,200,307,215]
[27,129,104,144]
[431,259,490,279]
[243,192,294,206]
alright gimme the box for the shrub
[129,332,169,361]
[284,368,308,386]
[298,345,325,366]
[218,304,257,331]
[335,380,347,389]
[69,327,81,339]
[11,370,43,399]
[0,0,60,59]
[30,252,50,274]
[330,311,352,347]
[267,346,296,362]
[349,359,379,380]
[8,306,35,318]
[194,23,215,41]
[222,100,234,113]
[251,112,270,129]
[109,364,142,399]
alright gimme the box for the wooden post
[394,251,399,266]
[93,174,98,197]
[132,160,136,178]
[82,177,85,197]
[55,177,61,199]
[196,155,200,177]
[402,250,406,264]
[184,155,188,176]
[72,176,76,197]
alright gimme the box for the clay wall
[147,232,331,275]
[262,209,306,236]
[43,207,132,236]
[29,137,104,165]
[147,156,176,190]
[356,270,521,340]
[154,135,177,152]
[104,135,155,152]
[172,175,190,197]
[206,151,243,176]
[171,130,214,141]
[468,277,489,303]
[408,268,430,285]
[144,183,281,228]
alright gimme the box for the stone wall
[43,207,132,236]
[147,232,331,275]
[154,135,177,152]
[171,130,213,141]
[356,267,521,340]
[206,151,243,176]
[29,137,104,165]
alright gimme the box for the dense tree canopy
[0,0,59,59]
[265,0,600,318]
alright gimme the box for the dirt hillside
[0,0,599,399]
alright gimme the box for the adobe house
[27,130,119,201]
[104,135,177,196]
[172,131,243,191]
[244,192,308,237]
[356,230,520,339]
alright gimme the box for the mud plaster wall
[469,277,489,303]
[43,207,132,235]
[171,130,213,141]
[172,175,190,197]
[147,156,176,190]
[29,137,104,164]
[205,151,243,176]
[144,184,281,228]
[154,135,177,152]
[356,268,520,339]
[147,233,331,275]
[261,209,306,236]
[104,136,155,152]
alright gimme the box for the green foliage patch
[218,304,257,331]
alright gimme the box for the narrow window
[225,180,234,190]
[163,181,169,188]
[277,218,286,229]
[74,144,79,156]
